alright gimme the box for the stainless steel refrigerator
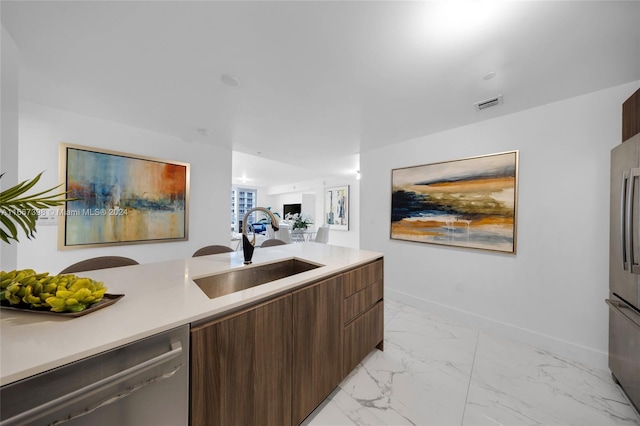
[608,132,640,411]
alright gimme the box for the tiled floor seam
[461,330,481,426]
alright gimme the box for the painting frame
[324,185,349,231]
[391,150,519,254]
[58,143,190,249]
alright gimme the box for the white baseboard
[385,288,610,371]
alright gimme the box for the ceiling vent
[474,95,503,111]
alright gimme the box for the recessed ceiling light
[421,1,507,42]
[220,74,241,88]
[482,71,496,80]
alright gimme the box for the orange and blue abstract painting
[63,145,189,246]
[391,151,518,253]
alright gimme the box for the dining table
[290,229,316,243]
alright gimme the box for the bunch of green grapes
[0,269,107,313]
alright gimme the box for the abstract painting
[325,185,349,231]
[59,143,189,248]
[391,151,518,253]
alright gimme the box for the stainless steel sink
[193,258,323,299]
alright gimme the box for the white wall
[260,177,360,248]
[302,193,315,224]
[0,25,20,270]
[360,81,639,369]
[258,191,308,219]
[16,102,232,273]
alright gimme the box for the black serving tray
[0,293,124,318]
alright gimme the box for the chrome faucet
[241,207,280,264]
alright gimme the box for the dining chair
[192,245,235,257]
[59,256,139,274]
[275,223,292,244]
[261,239,288,248]
[266,224,276,239]
[313,226,330,244]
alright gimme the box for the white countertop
[0,243,382,386]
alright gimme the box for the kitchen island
[1,242,384,425]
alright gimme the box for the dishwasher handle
[1,341,183,426]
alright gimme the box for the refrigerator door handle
[626,168,640,274]
[621,170,629,270]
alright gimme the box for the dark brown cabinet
[190,294,292,426]
[622,88,640,142]
[342,259,384,377]
[292,275,343,425]
[190,257,384,425]
[344,301,384,375]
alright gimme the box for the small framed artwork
[324,185,349,231]
[58,143,190,248]
[391,150,519,254]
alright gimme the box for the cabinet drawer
[292,276,343,425]
[343,259,383,298]
[191,294,292,426]
[608,298,640,410]
[343,301,384,376]
[343,280,383,325]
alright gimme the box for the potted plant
[285,212,313,231]
[1,173,117,314]
[0,172,71,244]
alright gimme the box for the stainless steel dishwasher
[0,324,189,426]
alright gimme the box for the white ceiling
[2,1,639,188]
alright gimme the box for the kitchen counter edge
[0,243,383,386]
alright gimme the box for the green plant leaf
[0,213,19,242]
[0,172,73,244]
[4,206,37,240]
[0,172,44,202]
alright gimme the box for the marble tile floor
[303,299,640,426]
